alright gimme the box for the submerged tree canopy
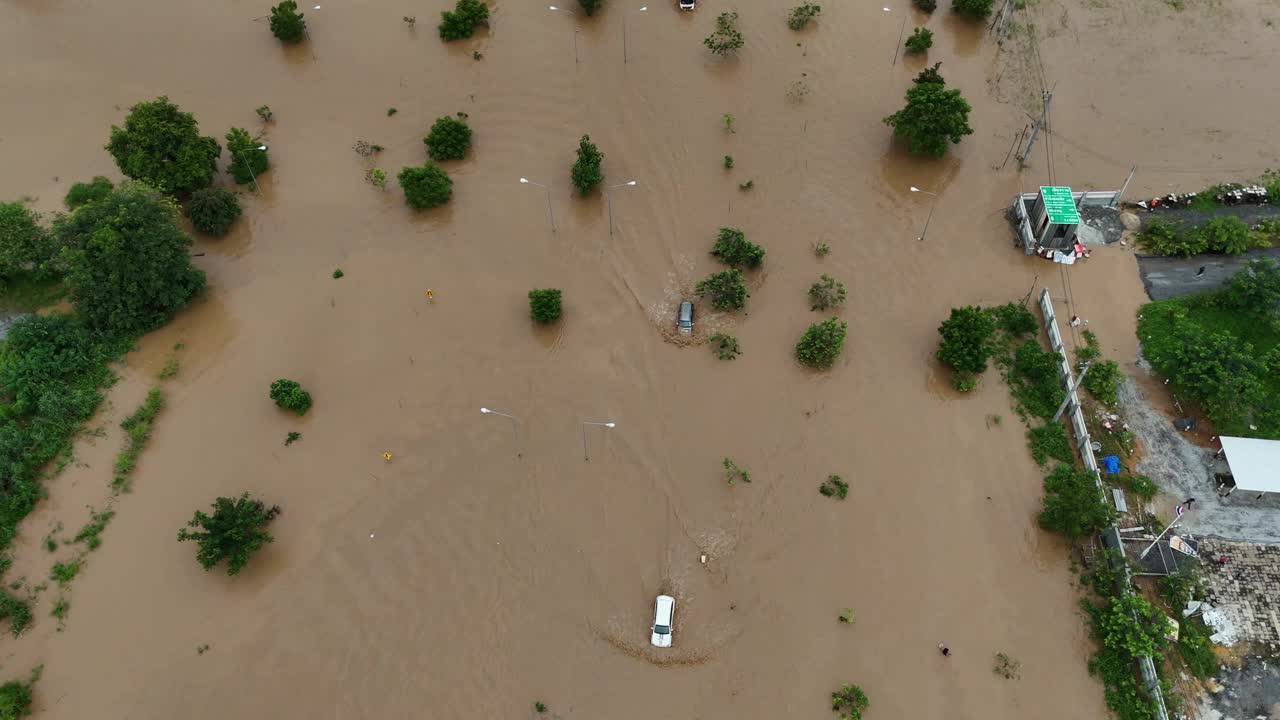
[106,97,221,195]
[883,80,973,157]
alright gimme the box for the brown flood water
[2,0,1279,717]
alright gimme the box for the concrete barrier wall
[1037,288,1169,720]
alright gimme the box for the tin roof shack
[1214,436,1280,499]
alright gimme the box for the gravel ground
[1119,367,1280,543]
[1195,658,1280,720]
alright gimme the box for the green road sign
[1039,186,1079,225]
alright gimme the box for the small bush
[269,0,307,43]
[1178,617,1217,680]
[1122,474,1158,501]
[424,115,473,161]
[332,268,344,279]
[74,509,115,550]
[913,0,937,11]
[285,431,302,446]
[528,288,563,324]
[0,591,31,636]
[838,608,856,624]
[51,596,70,622]
[1038,464,1113,538]
[64,176,114,210]
[1198,215,1251,254]
[0,678,32,718]
[937,306,995,374]
[1027,422,1073,466]
[819,474,849,499]
[831,684,869,720]
[904,27,933,53]
[951,0,994,19]
[722,113,735,133]
[710,227,764,268]
[226,128,269,186]
[578,0,603,15]
[1157,567,1200,608]
[438,0,490,40]
[722,457,750,484]
[256,105,274,123]
[796,317,848,369]
[704,12,744,55]
[723,155,734,169]
[1082,358,1122,407]
[0,202,54,280]
[813,242,831,257]
[1008,340,1065,420]
[534,701,549,714]
[187,188,242,236]
[177,493,281,576]
[993,652,1022,679]
[738,180,754,191]
[269,378,312,415]
[787,3,821,30]
[398,163,453,209]
[695,269,748,311]
[366,168,388,189]
[570,135,604,197]
[51,559,81,586]
[709,333,741,360]
[807,274,847,311]
[1136,218,1203,256]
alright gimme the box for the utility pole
[1112,166,1137,207]
[1018,88,1053,168]
[1050,362,1090,423]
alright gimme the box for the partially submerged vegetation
[1138,258,1280,438]
[178,493,281,576]
[883,65,973,157]
[1136,215,1275,256]
[113,387,165,493]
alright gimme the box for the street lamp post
[909,185,938,242]
[605,180,637,237]
[581,420,616,461]
[480,407,521,457]
[519,177,556,232]
[623,6,648,64]
[237,145,269,193]
[548,6,580,64]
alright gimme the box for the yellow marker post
[424,289,434,301]
[381,452,393,461]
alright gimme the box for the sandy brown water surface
[2,0,1279,717]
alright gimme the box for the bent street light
[624,6,648,64]
[549,6,581,64]
[582,420,616,461]
[910,185,939,242]
[606,180,638,237]
[237,144,269,193]
[481,407,521,457]
[520,177,556,232]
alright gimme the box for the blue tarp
[1102,455,1121,474]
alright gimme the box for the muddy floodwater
[2,0,1279,717]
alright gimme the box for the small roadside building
[1215,436,1280,498]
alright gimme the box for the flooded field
[2,0,1279,717]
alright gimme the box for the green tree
[1082,358,1122,407]
[56,183,206,335]
[936,306,995,374]
[1135,218,1201,256]
[904,27,933,53]
[883,81,973,157]
[438,0,489,40]
[177,493,281,576]
[796,317,848,369]
[424,115,473,161]
[710,227,765,268]
[578,0,604,15]
[952,0,993,19]
[64,176,114,210]
[398,163,453,209]
[0,203,54,281]
[1166,324,1265,422]
[787,3,821,30]
[913,0,937,11]
[187,188,242,236]
[570,135,604,196]
[695,269,748,311]
[1100,594,1169,657]
[226,128,269,186]
[807,274,847,311]
[993,301,1037,335]
[269,0,307,42]
[1038,465,1113,538]
[914,61,944,86]
[1225,258,1280,313]
[269,378,312,415]
[831,684,869,720]
[106,96,221,195]
[704,12,744,55]
[528,288,563,324]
